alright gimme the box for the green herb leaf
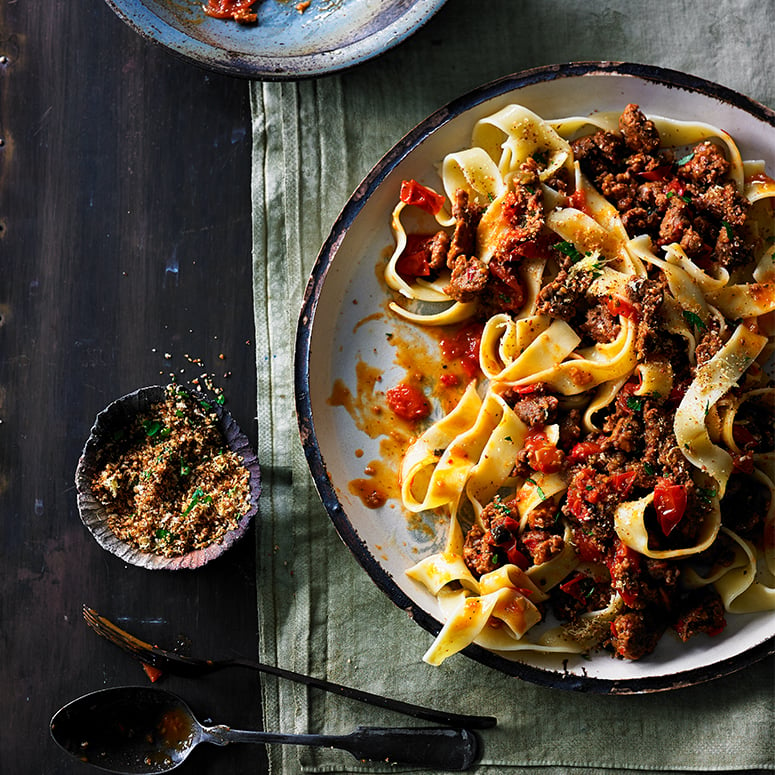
[182,486,205,518]
[526,477,546,500]
[682,309,706,331]
[143,419,164,437]
[677,151,695,166]
[697,485,718,504]
[554,241,583,263]
[626,395,643,412]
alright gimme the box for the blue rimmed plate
[104,0,448,79]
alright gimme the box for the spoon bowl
[50,686,481,773]
[50,686,200,773]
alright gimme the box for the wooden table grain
[1,2,267,772]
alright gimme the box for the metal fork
[82,605,496,730]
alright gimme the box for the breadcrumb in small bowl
[75,385,260,570]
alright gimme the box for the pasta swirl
[384,103,775,665]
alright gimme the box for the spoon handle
[204,724,479,771]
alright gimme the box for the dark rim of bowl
[75,385,261,570]
[295,61,775,693]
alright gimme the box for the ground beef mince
[427,230,452,271]
[609,611,664,660]
[445,255,489,302]
[619,103,661,154]
[462,497,523,578]
[571,129,624,183]
[462,524,496,577]
[580,303,621,344]
[499,158,545,245]
[568,103,751,277]
[535,267,595,320]
[511,393,559,427]
[447,188,483,266]
[521,528,564,565]
[626,275,665,359]
[673,587,726,642]
[677,141,730,186]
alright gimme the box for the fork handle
[226,658,496,730]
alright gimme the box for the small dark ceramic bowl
[75,385,260,570]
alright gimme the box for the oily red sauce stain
[329,303,482,521]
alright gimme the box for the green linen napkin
[251,1,774,772]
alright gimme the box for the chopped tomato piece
[732,423,758,449]
[385,383,431,422]
[653,479,687,536]
[565,467,601,521]
[488,258,523,292]
[439,322,483,379]
[569,526,605,563]
[568,441,602,462]
[511,383,542,395]
[560,572,590,603]
[400,179,446,215]
[611,469,637,498]
[604,294,638,320]
[637,164,673,182]
[505,541,530,570]
[568,189,590,215]
[523,429,563,474]
[395,234,433,282]
[141,662,164,683]
[665,178,688,198]
[204,0,258,21]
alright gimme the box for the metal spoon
[50,686,480,773]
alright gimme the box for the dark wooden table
[1,2,267,772]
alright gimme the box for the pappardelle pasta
[385,103,775,664]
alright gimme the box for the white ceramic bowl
[296,62,775,692]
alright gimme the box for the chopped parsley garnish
[682,309,706,331]
[677,151,695,166]
[554,240,584,263]
[697,485,718,504]
[143,419,164,437]
[526,477,546,500]
[182,486,212,518]
[626,395,643,412]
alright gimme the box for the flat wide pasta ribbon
[614,487,721,559]
[674,323,768,496]
[420,565,547,666]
